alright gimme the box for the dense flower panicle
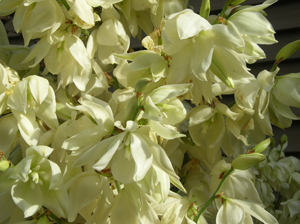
[0,0,299,223]
[13,0,65,46]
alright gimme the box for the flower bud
[251,138,271,153]
[200,0,210,19]
[0,160,10,172]
[280,134,288,148]
[232,153,265,170]
[275,40,300,62]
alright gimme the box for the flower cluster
[0,0,299,223]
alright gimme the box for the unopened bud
[251,138,271,153]
[275,40,300,63]
[0,160,10,172]
[200,0,210,19]
[280,134,288,148]
[232,153,265,170]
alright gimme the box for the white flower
[152,192,192,224]
[227,0,277,45]
[88,183,160,224]
[269,73,300,129]
[210,160,263,208]
[64,171,113,222]
[189,103,239,148]
[0,0,23,16]
[73,121,153,184]
[73,120,180,184]
[216,198,278,224]
[280,189,300,220]
[13,0,64,46]
[66,0,101,29]
[23,31,93,91]
[115,50,168,86]
[7,75,58,146]
[89,18,130,65]
[143,83,192,124]
[143,83,192,139]
[9,146,69,218]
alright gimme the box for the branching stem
[213,0,232,24]
[193,167,235,222]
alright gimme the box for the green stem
[114,180,121,193]
[80,28,90,36]
[270,62,278,72]
[228,100,236,108]
[213,0,232,24]
[49,213,62,224]
[61,0,70,10]
[194,167,235,223]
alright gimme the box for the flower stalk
[193,167,235,223]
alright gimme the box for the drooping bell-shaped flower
[216,198,278,224]
[9,146,69,218]
[189,103,239,148]
[23,31,92,91]
[143,83,192,139]
[269,73,300,129]
[7,75,58,146]
[13,0,64,46]
[66,0,101,29]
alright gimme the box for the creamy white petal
[92,134,125,170]
[143,96,162,121]
[149,120,185,140]
[0,114,18,155]
[67,174,102,222]
[41,188,69,219]
[232,199,278,224]
[176,9,212,39]
[9,156,33,182]
[216,200,245,224]
[73,134,122,167]
[189,105,215,126]
[149,83,192,104]
[11,181,43,218]
[111,146,136,184]
[130,133,153,182]
[67,35,91,72]
[12,109,42,146]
